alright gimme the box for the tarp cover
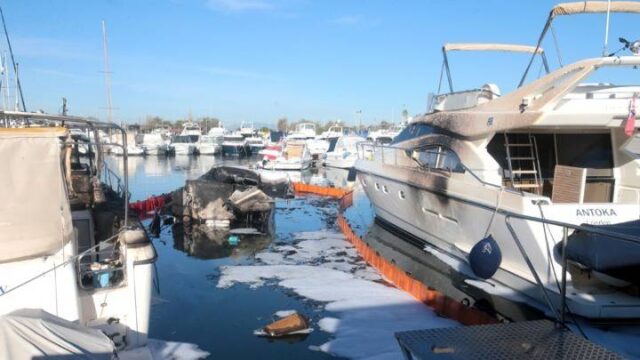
[0,309,115,359]
[443,43,544,54]
[0,128,74,262]
[551,1,640,17]
[564,219,640,284]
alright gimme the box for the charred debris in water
[153,166,293,258]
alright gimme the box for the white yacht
[180,121,202,136]
[140,133,173,156]
[319,124,352,140]
[222,132,250,157]
[208,122,228,137]
[356,3,640,323]
[259,140,312,170]
[197,134,223,155]
[246,135,266,154]
[239,121,256,138]
[324,134,365,169]
[172,134,198,155]
[287,122,328,160]
[288,122,317,140]
[0,113,156,353]
[111,144,146,156]
[367,124,405,145]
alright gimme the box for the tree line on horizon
[139,113,408,135]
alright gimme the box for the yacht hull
[222,144,250,157]
[173,144,196,155]
[323,155,357,169]
[260,159,312,171]
[143,145,170,156]
[356,161,640,321]
[197,144,221,155]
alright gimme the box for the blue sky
[3,0,639,128]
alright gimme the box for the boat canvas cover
[551,1,640,17]
[0,309,115,359]
[0,128,74,262]
[443,43,544,54]
[565,219,640,284]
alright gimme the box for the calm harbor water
[107,155,352,359]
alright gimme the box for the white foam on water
[219,229,459,359]
[119,339,210,360]
[423,243,473,276]
[255,252,287,265]
[274,309,298,318]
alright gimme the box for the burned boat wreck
[171,166,288,230]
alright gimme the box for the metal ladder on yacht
[503,133,542,193]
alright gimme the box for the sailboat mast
[0,5,25,111]
[2,53,7,110]
[101,20,113,124]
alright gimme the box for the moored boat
[324,135,365,169]
[0,112,156,353]
[222,132,250,157]
[259,141,312,170]
[355,3,640,323]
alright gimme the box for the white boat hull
[173,143,196,155]
[143,144,170,156]
[260,159,312,171]
[324,154,357,169]
[197,144,221,155]
[356,160,640,320]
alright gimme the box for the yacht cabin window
[413,145,465,173]
[487,132,614,201]
[174,135,199,143]
[392,123,435,144]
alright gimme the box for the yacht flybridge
[356,2,640,323]
[0,112,156,352]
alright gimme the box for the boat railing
[356,141,522,195]
[76,246,126,291]
[503,211,640,327]
[102,160,131,201]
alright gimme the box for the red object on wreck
[129,193,172,218]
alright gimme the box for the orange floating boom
[295,181,497,326]
[292,182,351,199]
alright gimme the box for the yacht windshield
[174,135,198,143]
[392,123,435,144]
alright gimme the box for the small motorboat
[172,135,198,155]
[140,133,173,156]
[222,133,250,157]
[323,135,365,169]
[112,144,146,156]
[197,135,222,155]
[259,141,312,170]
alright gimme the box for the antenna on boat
[0,52,6,110]
[603,0,612,56]
[0,5,26,111]
[101,20,114,124]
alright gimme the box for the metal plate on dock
[395,320,623,360]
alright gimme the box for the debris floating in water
[254,312,313,337]
[218,230,458,360]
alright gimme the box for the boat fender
[347,167,357,182]
[469,235,501,279]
